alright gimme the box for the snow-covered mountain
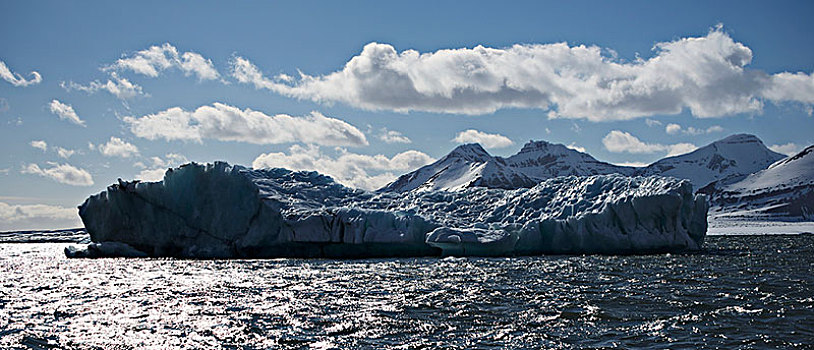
[706,145,814,220]
[379,133,807,224]
[380,140,633,192]
[505,140,635,179]
[379,144,538,192]
[635,134,785,190]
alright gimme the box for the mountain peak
[638,133,785,190]
[713,133,764,146]
[446,143,492,162]
[517,140,555,154]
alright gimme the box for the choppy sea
[0,234,812,349]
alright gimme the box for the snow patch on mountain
[381,140,634,192]
[636,134,785,190]
[707,145,814,220]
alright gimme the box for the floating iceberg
[69,162,708,258]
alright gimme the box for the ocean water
[0,235,812,349]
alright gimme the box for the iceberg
[68,162,708,258]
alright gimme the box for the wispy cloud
[106,43,220,81]
[232,26,814,119]
[30,140,47,152]
[0,201,81,230]
[769,142,800,156]
[55,147,76,159]
[603,130,697,157]
[49,100,86,127]
[0,60,42,87]
[645,119,663,127]
[378,128,412,144]
[22,162,94,186]
[452,129,513,149]
[666,123,723,135]
[252,144,434,190]
[61,72,145,99]
[124,103,368,147]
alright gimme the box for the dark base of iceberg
[69,162,708,258]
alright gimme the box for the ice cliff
[69,162,708,258]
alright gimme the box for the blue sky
[1,1,813,230]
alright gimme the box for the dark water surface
[1,235,812,349]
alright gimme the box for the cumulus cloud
[232,26,814,119]
[30,140,47,152]
[665,123,723,135]
[124,103,368,147]
[22,162,94,186]
[134,153,189,182]
[135,168,168,182]
[769,142,800,156]
[49,100,86,127]
[107,43,220,81]
[252,144,434,190]
[665,123,682,134]
[378,128,412,144]
[566,143,586,153]
[602,130,697,157]
[452,129,513,149]
[98,136,139,158]
[0,60,42,87]
[61,72,145,99]
[0,201,81,231]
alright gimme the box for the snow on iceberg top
[77,161,707,257]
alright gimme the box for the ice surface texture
[72,162,708,258]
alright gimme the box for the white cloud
[135,153,189,181]
[61,72,145,99]
[665,143,699,157]
[98,137,139,158]
[769,142,800,156]
[22,162,94,186]
[55,147,76,159]
[30,140,47,152]
[49,100,86,127]
[0,201,81,231]
[614,161,649,168]
[378,128,412,144]
[566,143,586,153]
[705,125,724,133]
[107,43,220,81]
[665,123,682,134]
[452,129,513,149]
[666,123,724,135]
[602,130,697,156]
[135,168,167,182]
[252,144,434,190]
[645,119,663,127]
[124,103,368,147]
[232,26,814,119]
[0,60,42,87]
[150,153,188,168]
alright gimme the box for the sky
[1,1,813,230]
